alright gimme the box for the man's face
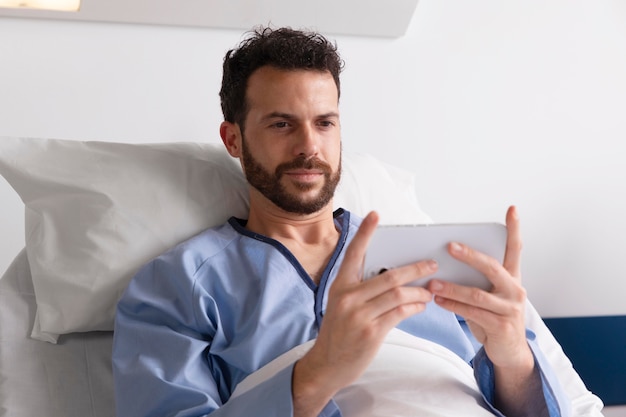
[241,136,341,214]
[239,66,342,215]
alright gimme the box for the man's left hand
[427,205,532,370]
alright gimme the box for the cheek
[326,141,342,170]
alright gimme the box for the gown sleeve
[112,253,306,417]
[467,326,572,417]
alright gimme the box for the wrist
[292,356,337,417]
[293,358,328,401]
[492,346,543,415]
[493,344,535,376]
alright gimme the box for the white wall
[1,0,626,319]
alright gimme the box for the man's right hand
[291,211,436,417]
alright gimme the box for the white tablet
[363,223,507,290]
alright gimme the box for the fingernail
[450,242,463,254]
[430,280,444,291]
[427,259,438,270]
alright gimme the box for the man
[113,27,567,416]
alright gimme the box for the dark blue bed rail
[542,315,626,406]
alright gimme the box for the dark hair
[219,27,344,128]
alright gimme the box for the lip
[285,169,323,175]
[284,169,324,181]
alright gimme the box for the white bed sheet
[0,250,115,417]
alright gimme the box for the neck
[245,194,338,245]
[245,192,342,285]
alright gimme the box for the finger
[361,259,437,296]
[365,285,432,321]
[429,280,511,316]
[334,211,380,287]
[434,294,502,326]
[372,300,431,332]
[333,260,436,318]
[447,241,511,290]
[433,294,522,339]
[503,205,522,279]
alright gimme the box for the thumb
[335,211,380,287]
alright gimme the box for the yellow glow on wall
[0,0,80,11]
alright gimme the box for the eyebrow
[261,111,340,122]
[261,112,295,122]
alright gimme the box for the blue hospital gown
[112,209,568,417]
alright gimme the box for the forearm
[472,339,566,417]
[493,353,549,417]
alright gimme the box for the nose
[293,125,319,158]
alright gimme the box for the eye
[272,121,290,129]
[317,120,336,129]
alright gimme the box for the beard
[240,136,341,215]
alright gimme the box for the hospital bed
[0,137,607,416]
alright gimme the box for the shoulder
[133,220,241,286]
[117,220,243,317]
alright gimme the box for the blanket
[232,328,495,416]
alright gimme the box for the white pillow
[0,137,431,343]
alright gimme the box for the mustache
[275,156,332,176]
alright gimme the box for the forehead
[245,66,339,114]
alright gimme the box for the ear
[220,121,242,158]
